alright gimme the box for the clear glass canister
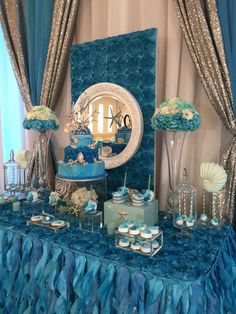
[4,150,21,194]
[173,168,197,229]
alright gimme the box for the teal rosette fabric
[23,105,59,131]
[151,97,201,131]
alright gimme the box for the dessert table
[0,203,235,314]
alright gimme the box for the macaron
[31,215,43,222]
[51,220,65,227]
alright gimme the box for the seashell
[84,200,97,214]
[200,162,227,193]
[27,190,39,203]
[77,153,86,164]
[101,146,112,157]
[49,191,59,206]
[117,138,125,144]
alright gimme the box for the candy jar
[173,168,197,235]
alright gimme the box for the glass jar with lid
[4,150,21,194]
[173,168,197,232]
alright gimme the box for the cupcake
[148,226,159,235]
[140,229,152,239]
[119,238,129,247]
[124,220,134,228]
[141,243,151,253]
[131,240,141,251]
[118,223,129,233]
[129,226,140,235]
[137,222,147,231]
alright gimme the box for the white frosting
[118,224,129,233]
[131,241,141,250]
[119,238,129,247]
[140,229,152,239]
[129,226,140,235]
[141,244,151,253]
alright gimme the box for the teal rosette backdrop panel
[70,29,156,195]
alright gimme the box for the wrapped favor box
[104,199,158,227]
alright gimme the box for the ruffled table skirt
[0,205,235,313]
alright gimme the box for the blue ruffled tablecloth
[0,204,235,314]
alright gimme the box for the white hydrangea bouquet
[23,105,59,131]
[151,97,201,131]
[70,187,98,216]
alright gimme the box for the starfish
[104,106,123,128]
[118,210,128,221]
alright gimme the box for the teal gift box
[104,199,158,227]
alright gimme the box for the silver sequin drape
[172,0,236,223]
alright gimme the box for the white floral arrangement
[151,97,201,131]
[49,191,60,206]
[23,105,59,131]
[71,187,98,216]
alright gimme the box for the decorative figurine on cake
[200,162,227,227]
[56,94,106,180]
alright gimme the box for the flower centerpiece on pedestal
[23,106,59,190]
[151,97,201,210]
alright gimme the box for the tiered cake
[115,126,132,143]
[57,128,105,180]
[57,99,106,180]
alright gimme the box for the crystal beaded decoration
[173,168,197,232]
[4,150,21,194]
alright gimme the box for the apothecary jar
[173,168,197,231]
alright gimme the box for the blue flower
[151,98,201,132]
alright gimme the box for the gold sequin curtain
[0,0,33,112]
[40,0,79,110]
[29,0,79,189]
[172,0,236,223]
[0,0,79,189]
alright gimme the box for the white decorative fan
[200,162,227,193]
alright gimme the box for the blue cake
[115,126,132,143]
[57,128,106,180]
